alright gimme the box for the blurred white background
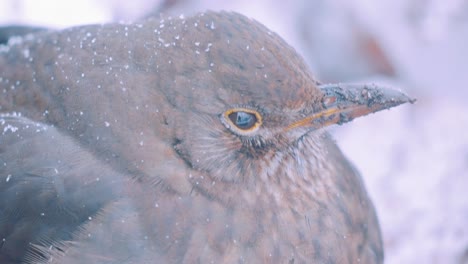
[1,0,467,263]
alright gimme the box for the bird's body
[0,11,411,263]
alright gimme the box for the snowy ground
[1,0,467,263]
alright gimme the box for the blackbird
[0,11,412,264]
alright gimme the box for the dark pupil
[228,111,257,130]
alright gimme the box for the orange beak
[287,83,415,131]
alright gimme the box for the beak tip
[380,87,416,107]
[372,88,416,113]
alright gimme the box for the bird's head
[153,12,414,185]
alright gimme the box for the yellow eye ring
[222,108,263,134]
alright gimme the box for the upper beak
[286,83,416,131]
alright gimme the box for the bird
[0,11,413,264]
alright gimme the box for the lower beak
[287,83,415,130]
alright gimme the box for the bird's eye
[223,108,262,134]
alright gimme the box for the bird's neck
[188,132,336,213]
